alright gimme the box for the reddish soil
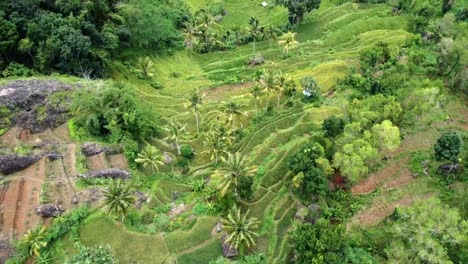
[382,168,415,190]
[350,193,434,226]
[0,128,20,149]
[108,154,129,170]
[205,82,254,101]
[0,158,46,236]
[86,153,108,171]
[352,157,409,195]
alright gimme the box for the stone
[438,163,462,175]
[215,222,223,233]
[81,142,123,157]
[82,168,132,179]
[248,54,265,67]
[0,154,41,175]
[35,203,64,218]
[221,233,239,258]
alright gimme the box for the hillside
[0,0,467,263]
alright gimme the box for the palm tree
[186,89,203,134]
[278,31,299,55]
[202,129,228,164]
[137,57,153,79]
[182,22,200,52]
[24,226,47,257]
[135,145,165,173]
[259,70,276,111]
[248,17,262,54]
[282,78,297,101]
[102,179,135,222]
[274,73,293,108]
[221,101,244,131]
[249,85,263,117]
[223,208,260,254]
[264,25,280,48]
[215,152,256,197]
[164,119,187,154]
[196,11,214,44]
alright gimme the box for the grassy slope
[80,0,419,263]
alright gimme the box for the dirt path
[205,82,254,101]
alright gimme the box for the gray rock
[221,233,239,258]
[438,163,462,175]
[248,54,265,67]
[35,203,64,217]
[81,142,123,157]
[0,79,75,133]
[0,154,41,175]
[82,168,132,179]
[42,151,64,161]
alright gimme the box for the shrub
[69,245,115,264]
[322,116,345,138]
[434,131,463,162]
[288,142,325,174]
[180,144,194,159]
[2,62,35,77]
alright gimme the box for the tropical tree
[186,89,204,134]
[259,70,276,111]
[434,131,463,162]
[215,152,256,198]
[137,56,153,79]
[221,101,244,131]
[223,208,260,254]
[102,179,135,222]
[24,226,47,257]
[248,17,263,54]
[274,73,293,108]
[164,119,187,154]
[196,11,215,44]
[278,31,299,55]
[370,120,401,151]
[249,85,263,116]
[135,145,165,173]
[277,0,321,25]
[202,129,228,163]
[264,25,281,48]
[182,22,200,52]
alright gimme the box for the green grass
[165,216,218,253]
[80,215,170,264]
[177,239,223,264]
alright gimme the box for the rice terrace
[0,0,466,263]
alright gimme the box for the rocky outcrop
[81,142,123,157]
[0,79,75,133]
[35,203,64,217]
[82,168,132,179]
[0,154,42,175]
[221,233,239,258]
[438,163,463,175]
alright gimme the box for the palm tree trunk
[254,98,258,117]
[195,110,200,134]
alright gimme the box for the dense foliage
[434,131,463,161]
[70,245,115,264]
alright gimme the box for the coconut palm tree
[249,85,263,117]
[202,129,228,163]
[248,17,262,54]
[164,119,187,154]
[223,207,260,254]
[278,31,299,55]
[135,145,165,173]
[137,56,153,79]
[274,73,293,108]
[259,70,276,111]
[186,89,204,134]
[182,22,200,52]
[102,179,135,222]
[196,11,215,44]
[215,152,256,197]
[24,226,47,257]
[264,25,280,48]
[221,101,244,131]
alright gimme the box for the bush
[180,144,194,159]
[70,245,115,264]
[322,116,345,138]
[288,142,325,174]
[434,131,463,162]
[2,62,35,77]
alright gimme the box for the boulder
[35,203,64,217]
[248,54,265,67]
[0,80,75,133]
[42,151,64,161]
[134,191,148,208]
[221,233,239,258]
[82,168,132,179]
[0,154,41,175]
[81,142,123,157]
[438,163,463,175]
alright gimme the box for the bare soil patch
[108,154,129,170]
[86,153,108,171]
[382,168,414,190]
[352,157,409,195]
[205,82,254,101]
[0,128,20,149]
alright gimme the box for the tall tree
[249,85,263,116]
[274,73,293,108]
[202,129,228,164]
[182,22,200,52]
[264,25,281,48]
[135,145,165,173]
[164,119,187,154]
[259,70,276,111]
[277,0,321,25]
[278,31,299,55]
[102,180,135,222]
[186,89,204,134]
[370,120,401,151]
[248,17,262,54]
[215,152,256,198]
[196,11,215,44]
[221,101,244,131]
[223,208,260,254]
